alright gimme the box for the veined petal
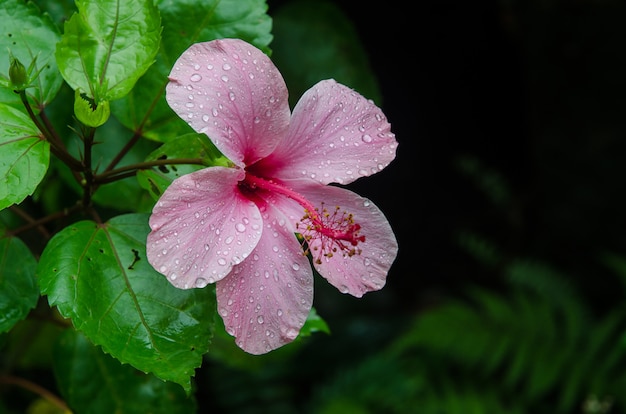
[216,200,313,354]
[147,167,263,289]
[166,39,291,167]
[257,79,398,185]
[291,183,397,298]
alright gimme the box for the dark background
[266,0,626,385]
[284,0,626,312]
[212,0,626,411]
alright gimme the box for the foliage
[0,0,381,411]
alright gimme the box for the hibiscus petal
[166,38,291,166]
[216,200,313,355]
[147,167,263,289]
[258,79,398,185]
[283,183,397,298]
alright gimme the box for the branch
[93,157,205,184]
[6,203,82,237]
[17,90,83,171]
[0,375,69,412]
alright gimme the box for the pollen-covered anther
[297,203,365,263]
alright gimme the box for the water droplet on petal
[362,134,372,143]
[195,278,208,288]
[190,73,202,82]
[236,223,246,232]
[217,258,227,266]
[257,315,264,324]
[223,63,231,70]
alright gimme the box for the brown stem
[0,375,69,412]
[104,129,143,173]
[17,91,83,172]
[103,81,167,173]
[93,157,205,184]
[6,203,82,237]
[8,205,50,239]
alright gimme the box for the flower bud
[74,89,110,127]
[9,55,28,90]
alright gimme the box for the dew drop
[217,258,227,266]
[212,108,218,116]
[277,309,283,317]
[362,134,372,143]
[195,278,208,288]
[285,328,298,340]
[202,114,209,122]
[292,263,300,271]
[257,315,264,324]
[222,63,232,70]
[228,91,236,101]
[159,265,167,272]
[236,223,246,232]
[225,236,234,244]
[190,73,202,82]
[221,75,229,82]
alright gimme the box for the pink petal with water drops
[256,79,397,186]
[290,183,397,298]
[216,200,314,354]
[166,39,291,166]
[147,167,264,289]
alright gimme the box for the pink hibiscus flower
[147,38,398,354]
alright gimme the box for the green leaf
[270,0,382,107]
[0,103,49,210]
[299,307,330,337]
[37,213,215,393]
[0,0,63,111]
[111,0,272,141]
[137,132,230,200]
[55,0,161,101]
[0,234,38,333]
[54,329,197,414]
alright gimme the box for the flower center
[242,174,365,263]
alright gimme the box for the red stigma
[240,174,366,264]
[297,203,365,264]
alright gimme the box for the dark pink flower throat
[242,174,365,263]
